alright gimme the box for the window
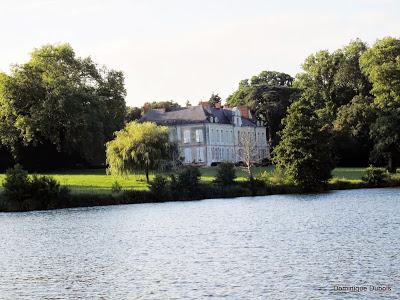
[197,147,204,162]
[183,130,191,143]
[195,129,203,143]
[184,148,191,163]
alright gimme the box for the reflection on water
[0,188,399,299]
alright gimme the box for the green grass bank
[1,166,399,212]
[0,167,367,194]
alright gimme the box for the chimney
[239,105,249,119]
[143,103,151,113]
[200,101,210,109]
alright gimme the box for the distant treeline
[1,37,400,172]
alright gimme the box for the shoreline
[1,180,399,213]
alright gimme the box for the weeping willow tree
[106,122,178,183]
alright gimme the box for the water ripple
[0,188,399,299]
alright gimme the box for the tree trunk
[145,168,149,183]
[387,154,397,174]
[247,164,253,179]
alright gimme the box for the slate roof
[140,105,257,127]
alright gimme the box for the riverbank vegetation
[0,167,369,194]
[1,36,400,211]
[1,165,399,212]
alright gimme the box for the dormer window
[215,117,219,123]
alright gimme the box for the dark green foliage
[295,39,373,167]
[125,106,143,122]
[362,166,388,186]
[360,37,400,110]
[176,166,201,194]
[148,167,202,199]
[149,174,169,198]
[2,164,30,204]
[0,44,126,168]
[214,162,236,185]
[226,70,298,147]
[295,39,371,109]
[209,93,222,107]
[360,37,400,172]
[0,146,14,171]
[2,164,70,211]
[29,175,70,210]
[369,111,400,173]
[334,95,376,166]
[273,96,335,191]
[144,100,181,112]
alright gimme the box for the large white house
[140,102,270,166]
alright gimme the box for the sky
[0,0,399,106]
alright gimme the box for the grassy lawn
[331,167,366,181]
[0,166,367,195]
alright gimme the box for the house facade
[140,102,270,166]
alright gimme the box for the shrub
[214,162,236,185]
[168,173,179,190]
[29,175,70,209]
[2,164,70,211]
[362,166,388,187]
[149,174,169,198]
[177,166,201,190]
[111,181,122,194]
[273,96,335,191]
[257,170,272,183]
[165,166,202,197]
[2,164,30,205]
[258,169,291,186]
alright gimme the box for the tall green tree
[294,39,373,166]
[273,94,335,191]
[0,44,126,167]
[369,112,400,172]
[125,106,143,122]
[209,93,222,107]
[333,95,376,165]
[294,39,371,109]
[226,71,298,147]
[360,37,400,172]
[144,100,181,112]
[106,122,178,183]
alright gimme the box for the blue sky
[0,0,398,106]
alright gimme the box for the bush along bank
[0,164,70,212]
[1,165,400,212]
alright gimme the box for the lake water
[0,188,399,299]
